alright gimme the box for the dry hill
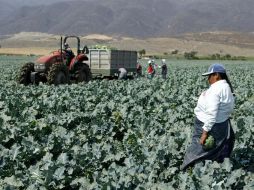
[1,32,254,57]
[1,0,254,37]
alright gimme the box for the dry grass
[1,32,254,57]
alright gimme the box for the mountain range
[0,0,254,37]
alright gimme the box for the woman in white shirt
[181,63,235,170]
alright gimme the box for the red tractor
[18,36,92,85]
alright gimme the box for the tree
[224,54,231,59]
[184,51,198,60]
[138,49,146,57]
[171,49,178,54]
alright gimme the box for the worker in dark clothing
[136,61,142,77]
[64,43,75,65]
[161,59,168,79]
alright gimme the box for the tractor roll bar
[63,36,81,55]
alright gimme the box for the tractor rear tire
[47,63,69,85]
[75,64,92,83]
[18,62,35,85]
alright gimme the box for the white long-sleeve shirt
[118,68,127,79]
[194,80,234,132]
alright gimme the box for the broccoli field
[0,55,253,189]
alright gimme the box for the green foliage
[208,53,247,60]
[184,51,199,60]
[203,135,215,150]
[0,56,253,189]
[171,49,179,55]
[89,45,117,50]
[138,49,146,57]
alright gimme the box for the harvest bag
[181,118,235,170]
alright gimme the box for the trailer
[87,49,137,78]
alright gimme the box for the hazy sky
[1,0,73,6]
[1,0,213,7]
[2,0,203,6]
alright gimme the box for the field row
[0,56,253,189]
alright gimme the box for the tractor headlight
[34,64,46,72]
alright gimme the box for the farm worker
[161,59,168,79]
[151,59,157,74]
[181,63,235,170]
[118,68,127,80]
[136,61,142,77]
[64,43,75,64]
[147,62,155,79]
[64,43,73,55]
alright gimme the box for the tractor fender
[69,58,77,70]
[69,54,89,70]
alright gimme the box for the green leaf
[4,176,24,187]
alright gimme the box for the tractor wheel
[47,63,69,85]
[127,75,134,80]
[75,64,92,83]
[18,62,35,85]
